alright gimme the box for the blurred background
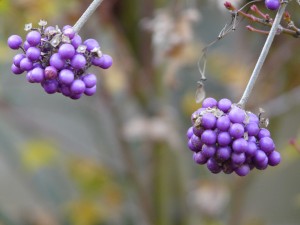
[0,0,300,224]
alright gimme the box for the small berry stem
[238,2,287,108]
[73,0,104,33]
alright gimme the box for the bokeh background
[0,0,300,225]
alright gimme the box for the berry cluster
[187,97,281,176]
[7,21,112,99]
[265,0,280,10]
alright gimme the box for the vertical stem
[238,2,287,108]
[73,0,104,33]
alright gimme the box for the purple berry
[231,152,246,165]
[71,54,86,69]
[202,97,217,108]
[235,164,250,176]
[217,132,231,146]
[24,41,30,51]
[217,98,232,112]
[8,35,23,49]
[216,146,231,161]
[246,122,259,136]
[193,126,204,137]
[11,64,23,75]
[26,31,41,46]
[83,38,100,51]
[82,73,97,88]
[26,71,34,83]
[13,54,26,67]
[84,85,97,96]
[265,0,280,10]
[202,145,216,158]
[30,68,44,83]
[254,150,267,164]
[207,158,221,173]
[201,113,217,129]
[43,79,59,94]
[44,26,55,34]
[259,137,275,154]
[44,66,58,79]
[258,128,271,139]
[92,54,113,69]
[268,151,281,166]
[191,134,203,150]
[229,106,245,123]
[246,141,257,156]
[248,112,259,124]
[71,34,82,49]
[63,27,75,39]
[59,69,74,85]
[193,152,208,164]
[70,93,83,100]
[232,138,248,154]
[20,58,33,71]
[26,47,41,61]
[70,79,86,94]
[229,123,245,139]
[50,53,65,70]
[188,139,199,152]
[201,130,217,145]
[216,115,231,131]
[58,43,75,59]
[187,127,194,139]
[256,157,268,170]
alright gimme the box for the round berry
[71,54,86,69]
[216,115,231,131]
[43,79,59,94]
[92,54,113,69]
[30,67,45,83]
[217,132,231,146]
[84,85,97,96]
[235,164,250,176]
[13,54,26,67]
[83,38,100,51]
[193,126,204,137]
[26,31,41,46]
[217,98,232,112]
[229,123,245,139]
[20,58,33,71]
[268,151,281,166]
[63,27,75,39]
[259,137,275,154]
[232,138,248,153]
[258,128,271,139]
[50,53,65,70]
[82,73,97,88]
[193,152,208,165]
[26,47,41,61]
[11,64,23,75]
[191,134,203,150]
[246,122,259,136]
[202,97,217,108]
[229,106,245,123]
[8,35,23,49]
[58,43,75,59]
[246,141,257,156]
[265,0,280,10]
[231,152,246,165]
[44,66,58,79]
[201,113,217,129]
[216,146,231,162]
[59,69,74,85]
[186,127,193,139]
[207,158,221,174]
[202,145,216,158]
[201,130,217,145]
[70,79,86,94]
[71,34,82,49]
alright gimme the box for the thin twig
[238,2,288,108]
[73,0,104,33]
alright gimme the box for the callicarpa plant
[187,0,300,176]
[7,0,112,100]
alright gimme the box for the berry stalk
[238,2,287,108]
[73,0,104,33]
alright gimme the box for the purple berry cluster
[7,21,113,99]
[265,0,280,10]
[187,97,281,176]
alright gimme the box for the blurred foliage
[0,0,300,225]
